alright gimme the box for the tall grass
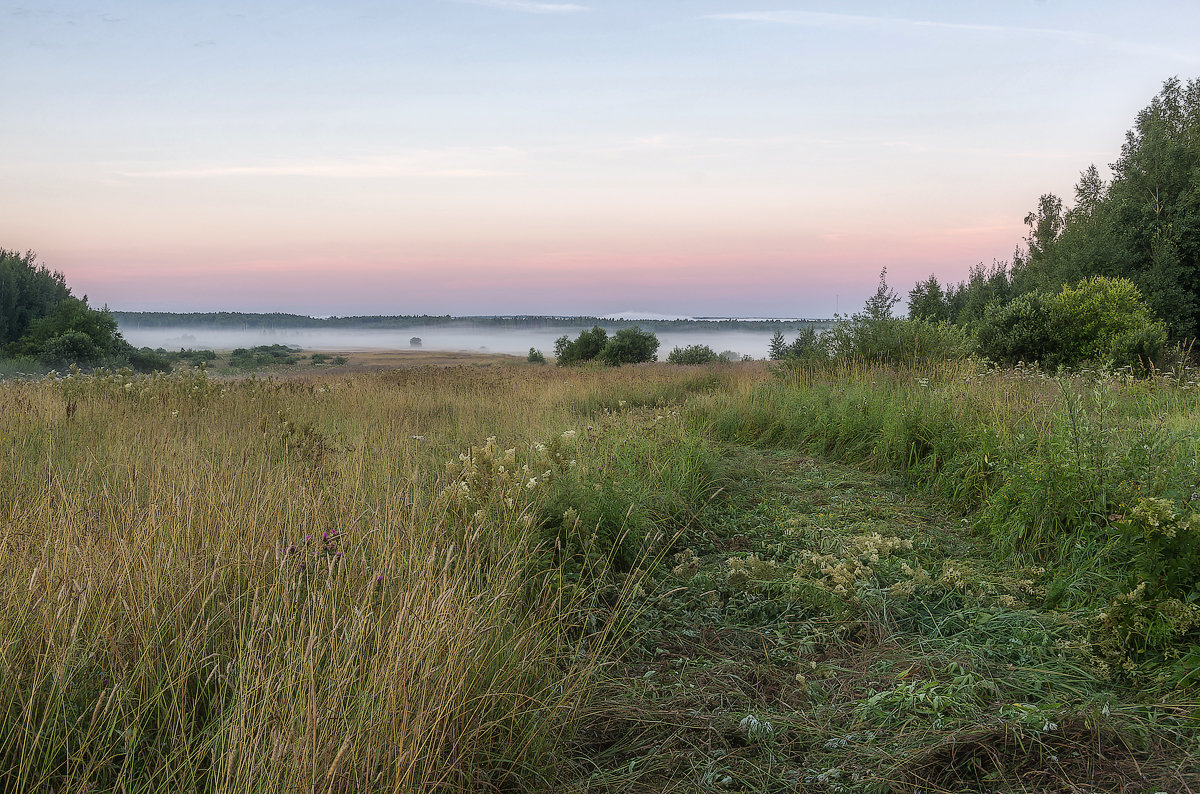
[696,360,1200,568]
[0,364,733,792]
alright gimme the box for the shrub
[127,347,173,373]
[527,348,546,364]
[228,344,302,369]
[10,297,127,365]
[38,330,100,366]
[825,317,970,366]
[1048,276,1166,368]
[597,326,659,365]
[975,292,1052,365]
[410,337,422,348]
[667,344,721,365]
[555,326,608,365]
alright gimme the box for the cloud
[704,11,1200,64]
[117,150,523,180]
[450,0,589,13]
[705,10,1080,36]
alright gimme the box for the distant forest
[111,311,832,334]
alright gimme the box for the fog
[118,325,790,360]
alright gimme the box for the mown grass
[4,357,1200,792]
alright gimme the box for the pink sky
[5,2,1197,317]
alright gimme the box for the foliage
[975,292,1053,366]
[907,274,949,321]
[555,325,658,366]
[824,315,971,367]
[0,250,171,372]
[7,296,129,366]
[768,329,788,360]
[127,346,174,373]
[667,343,721,365]
[769,327,829,361]
[1048,276,1167,369]
[228,344,303,368]
[527,347,546,364]
[931,77,1200,346]
[409,336,422,347]
[0,248,70,347]
[597,326,659,365]
[862,267,900,322]
[555,325,608,365]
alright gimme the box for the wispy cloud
[451,0,590,14]
[117,150,523,179]
[704,11,1200,64]
[705,11,1083,37]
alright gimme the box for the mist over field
[117,325,785,360]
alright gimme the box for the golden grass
[0,362,762,792]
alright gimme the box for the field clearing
[3,358,1200,792]
[295,349,528,373]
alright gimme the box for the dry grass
[0,362,757,792]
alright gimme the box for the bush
[597,327,659,365]
[825,317,971,366]
[228,344,302,369]
[527,348,546,364]
[1048,276,1167,368]
[38,330,100,366]
[667,344,721,365]
[555,326,608,366]
[410,337,422,348]
[176,349,217,366]
[127,347,173,373]
[975,292,1052,366]
[10,297,127,365]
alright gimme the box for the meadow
[3,357,1200,792]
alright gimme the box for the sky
[4,1,1200,318]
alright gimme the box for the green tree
[1048,276,1167,368]
[862,267,899,321]
[0,249,71,347]
[907,275,949,321]
[975,292,1052,366]
[768,329,788,360]
[667,344,720,364]
[554,326,608,365]
[598,326,659,365]
[9,297,128,365]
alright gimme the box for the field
[3,356,1200,792]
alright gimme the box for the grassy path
[568,448,1200,793]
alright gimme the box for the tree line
[0,249,168,371]
[772,77,1199,372]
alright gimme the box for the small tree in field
[667,344,720,364]
[768,330,788,360]
[598,326,659,365]
[555,326,608,365]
